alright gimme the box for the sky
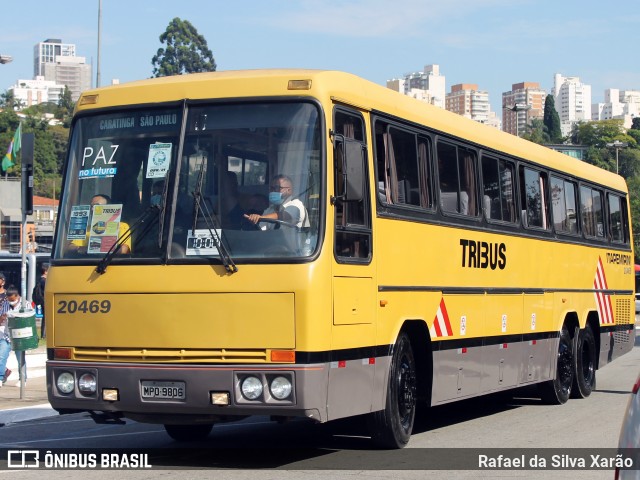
[0,0,639,115]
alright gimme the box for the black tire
[164,423,214,442]
[368,332,417,449]
[571,324,596,398]
[539,325,574,405]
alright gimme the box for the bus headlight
[241,376,263,400]
[56,372,75,394]
[269,376,292,400]
[78,373,97,395]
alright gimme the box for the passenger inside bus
[65,194,132,255]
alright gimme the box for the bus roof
[76,69,627,193]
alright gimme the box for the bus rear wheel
[164,423,214,442]
[539,325,574,405]
[368,332,417,449]
[571,324,596,398]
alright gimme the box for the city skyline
[0,0,638,115]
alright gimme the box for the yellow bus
[47,70,635,448]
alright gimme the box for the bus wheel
[571,324,596,398]
[164,423,214,441]
[539,325,574,405]
[368,332,417,449]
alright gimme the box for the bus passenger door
[328,108,377,421]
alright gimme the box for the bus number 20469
[57,299,111,314]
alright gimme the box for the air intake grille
[614,298,632,345]
[72,347,268,363]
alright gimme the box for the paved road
[2,338,639,479]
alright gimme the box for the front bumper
[47,360,328,423]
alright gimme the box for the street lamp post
[503,103,531,137]
[606,140,628,174]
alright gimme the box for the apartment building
[554,73,592,137]
[387,64,446,108]
[592,88,640,128]
[502,82,546,136]
[445,83,490,123]
[33,39,91,101]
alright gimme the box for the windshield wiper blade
[95,206,160,275]
[191,159,237,274]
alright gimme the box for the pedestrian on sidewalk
[0,273,12,387]
[6,285,28,386]
[32,263,48,339]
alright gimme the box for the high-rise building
[445,83,491,123]
[34,39,76,77]
[553,74,592,137]
[592,88,640,129]
[33,38,91,101]
[502,82,546,136]
[387,64,446,108]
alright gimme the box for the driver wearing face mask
[244,175,309,229]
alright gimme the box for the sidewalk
[0,344,57,425]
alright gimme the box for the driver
[244,175,309,229]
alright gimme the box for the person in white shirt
[6,285,30,387]
[244,175,309,229]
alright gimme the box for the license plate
[141,381,186,400]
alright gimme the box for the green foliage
[632,117,640,130]
[543,95,562,143]
[521,118,549,145]
[572,119,626,147]
[0,106,68,196]
[56,87,75,127]
[0,90,24,110]
[628,175,640,257]
[151,18,216,77]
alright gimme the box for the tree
[151,18,216,77]
[572,119,626,147]
[56,86,75,127]
[0,90,24,111]
[632,117,640,130]
[0,101,68,194]
[521,118,548,145]
[543,94,562,143]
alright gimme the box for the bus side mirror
[333,137,365,203]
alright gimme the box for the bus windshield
[53,101,322,263]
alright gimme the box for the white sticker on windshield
[186,229,222,256]
[67,205,91,240]
[146,142,172,179]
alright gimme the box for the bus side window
[437,142,478,216]
[551,175,578,235]
[482,155,516,223]
[520,166,549,230]
[608,193,628,243]
[580,185,604,239]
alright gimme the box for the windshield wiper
[191,159,238,274]
[95,205,160,275]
